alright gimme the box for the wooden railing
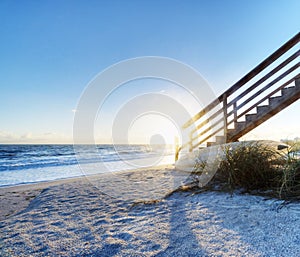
[181,32,300,153]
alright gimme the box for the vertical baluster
[174,136,179,161]
[233,102,237,123]
[223,94,228,141]
[189,132,193,152]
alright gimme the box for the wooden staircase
[228,80,300,142]
[180,32,300,153]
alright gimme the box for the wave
[0,144,175,187]
[0,144,174,172]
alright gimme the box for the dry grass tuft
[192,141,300,201]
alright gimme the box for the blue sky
[0,0,299,144]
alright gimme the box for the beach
[1,1,299,256]
[1,165,300,256]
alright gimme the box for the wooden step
[206,135,226,147]
[245,113,257,123]
[227,128,235,135]
[269,96,283,107]
[281,86,296,96]
[256,105,270,116]
[240,107,270,126]
[235,121,246,131]
[215,136,226,144]
[206,142,216,147]
[295,78,300,89]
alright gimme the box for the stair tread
[235,121,246,130]
[245,113,257,122]
[256,105,270,115]
[257,105,269,109]
[215,136,226,143]
[206,142,217,147]
[269,95,282,100]
[282,86,296,96]
[296,78,300,87]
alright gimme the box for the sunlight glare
[128,113,181,145]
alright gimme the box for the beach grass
[278,143,300,200]
[193,141,300,201]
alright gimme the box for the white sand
[1,165,300,256]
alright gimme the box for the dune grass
[193,141,300,201]
[278,143,300,200]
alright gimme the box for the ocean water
[0,144,175,187]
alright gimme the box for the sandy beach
[1,165,300,256]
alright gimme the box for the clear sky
[0,0,299,144]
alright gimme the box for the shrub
[193,141,300,200]
[217,142,281,191]
[278,144,300,200]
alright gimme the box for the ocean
[0,144,175,187]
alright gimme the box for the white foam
[0,154,175,187]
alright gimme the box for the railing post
[223,94,228,141]
[174,136,180,161]
[189,132,193,152]
[233,102,237,123]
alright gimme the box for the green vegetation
[278,142,300,200]
[193,141,300,201]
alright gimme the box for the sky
[0,0,299,144]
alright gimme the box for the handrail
[181,32,300,153]
[183,32,300,129]
[226,75,299,127]
[192,57,300,136]
[227,50,300,108]
[228,63,300,117]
